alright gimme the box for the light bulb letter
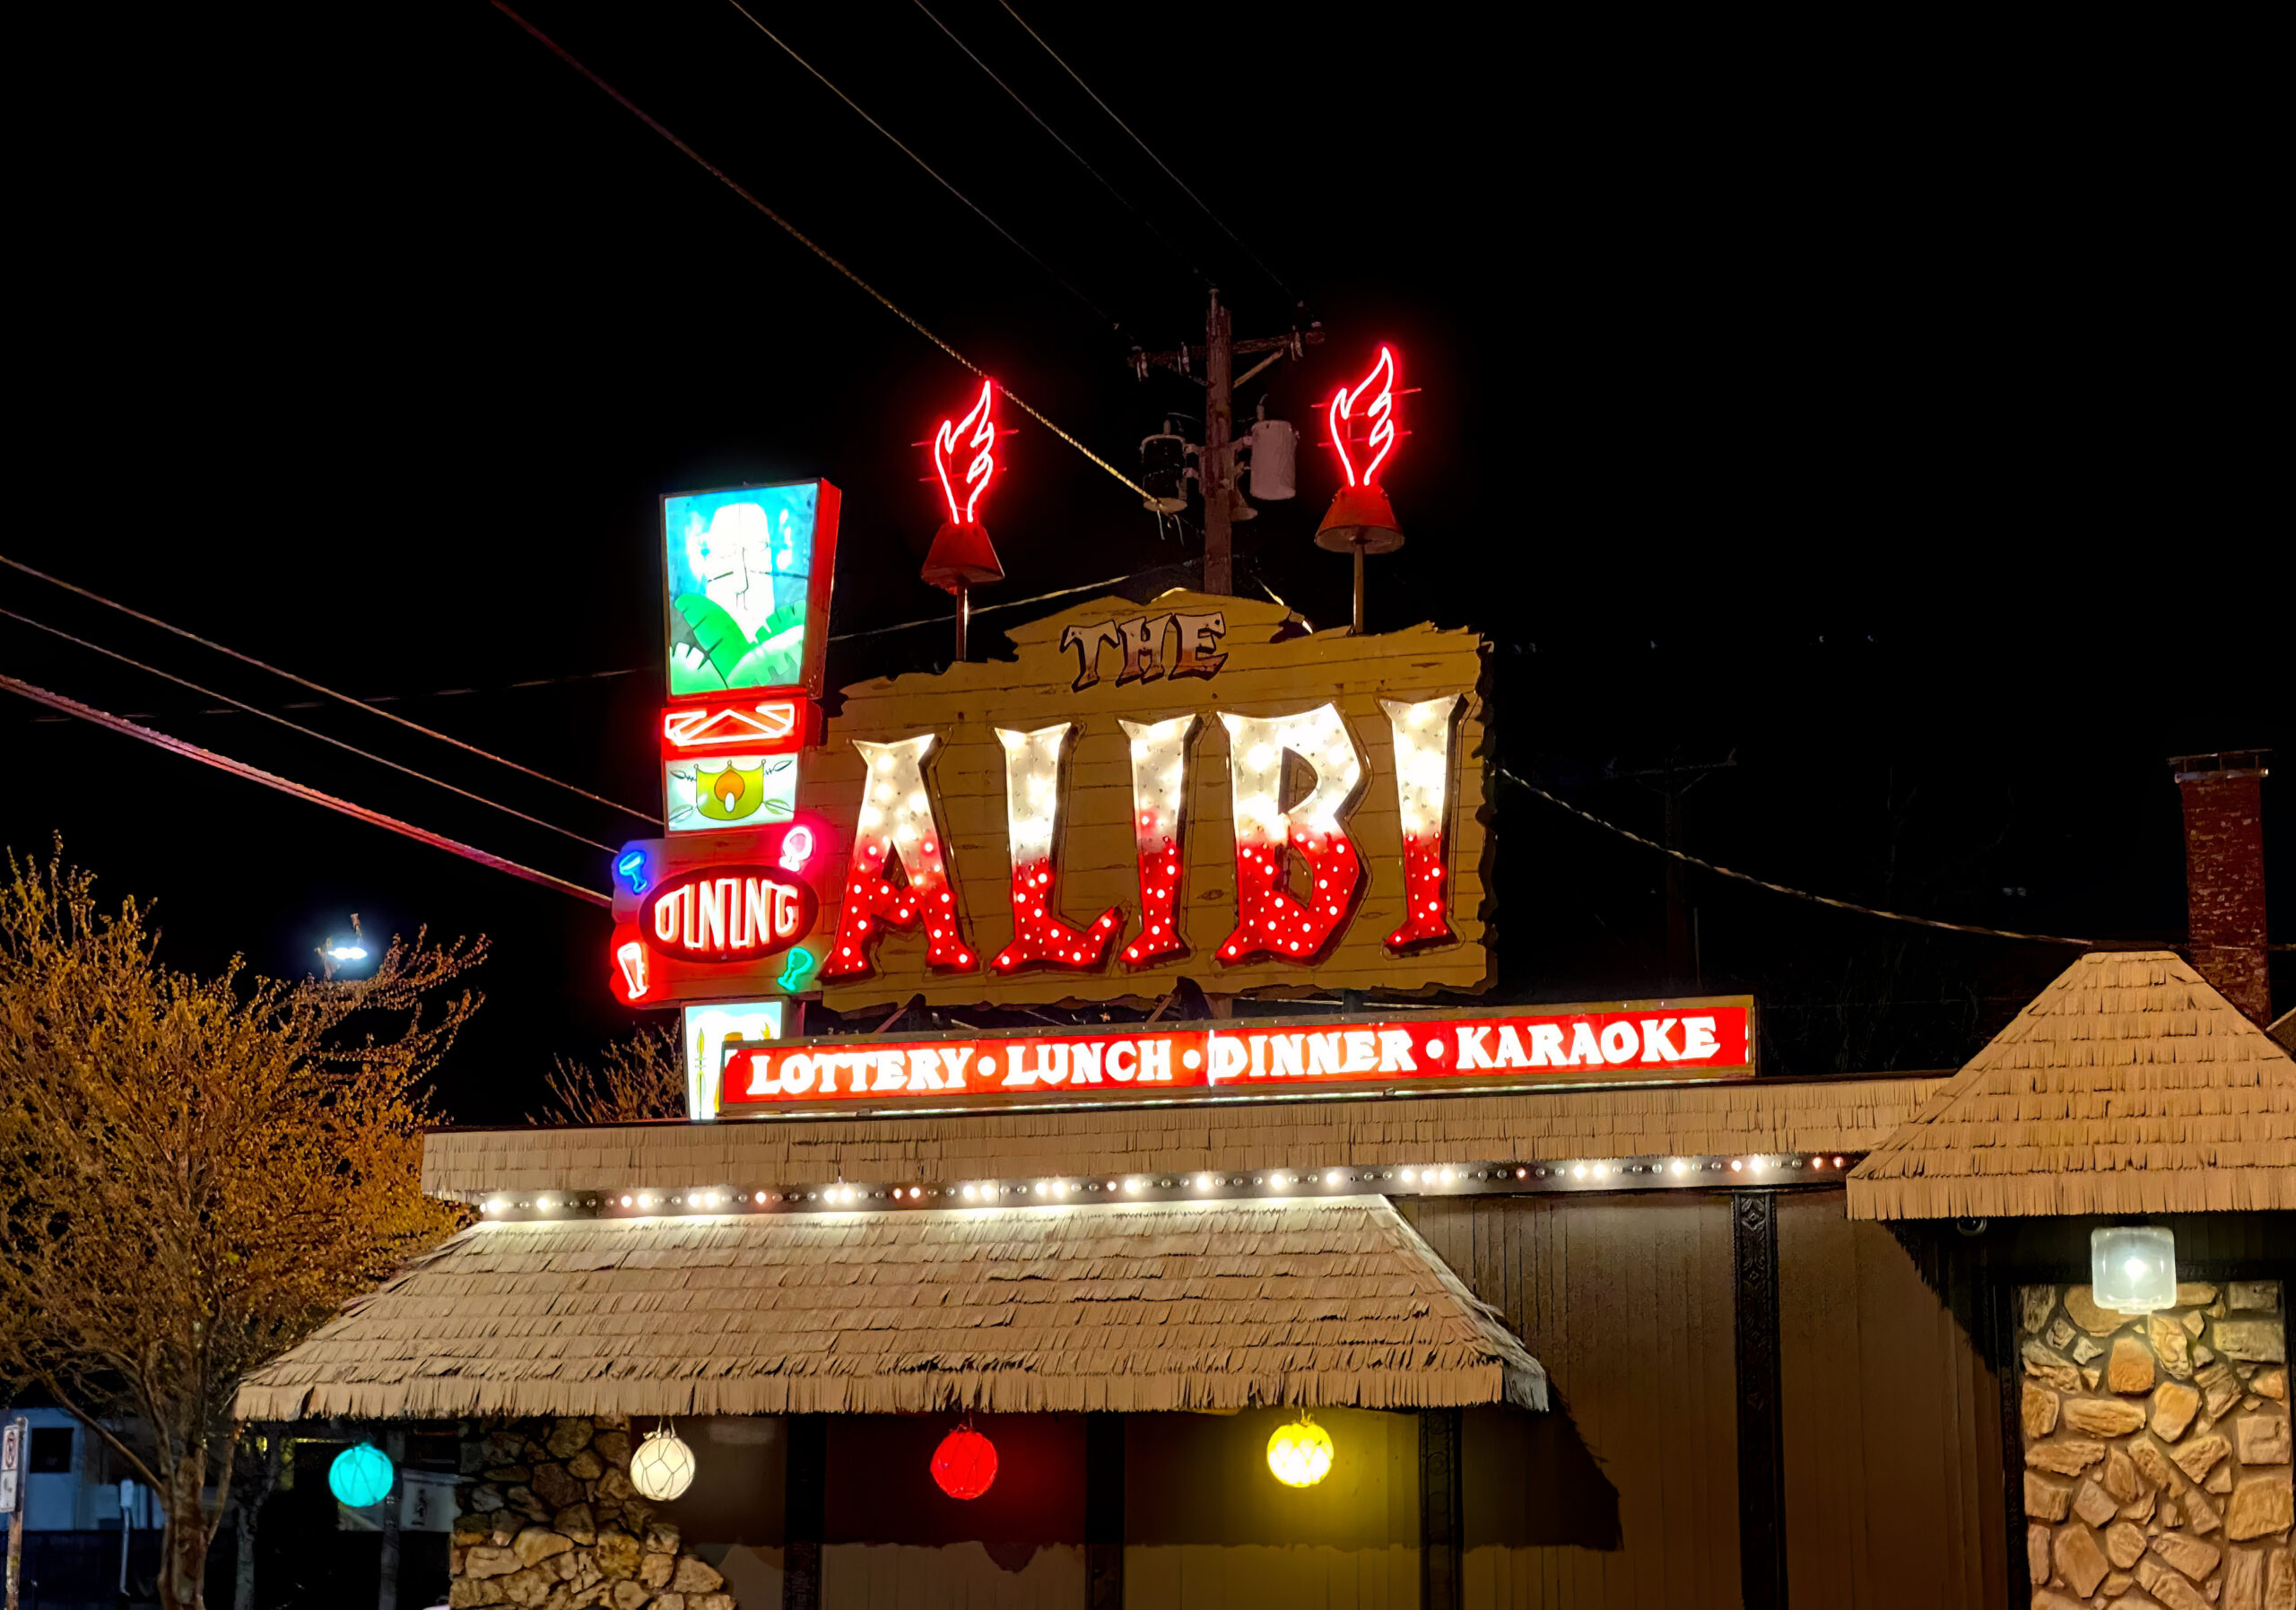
[819,735,977,979]
[1379,693,1461,950]
[1119,714,1197,966]
[989,723,1123,974]
[1214,703,1366,966]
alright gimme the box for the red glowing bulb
[931,1426,998,1500]
[933,380,997,526]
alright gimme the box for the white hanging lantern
[629,1424,697,1501]
[2092,1225,2178,1315]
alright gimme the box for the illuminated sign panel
[681,1000,785,1118]
[796,589,1493,1014]
[662,481,840,701]
[608,820,832,1007]
[718,998,1752,1113]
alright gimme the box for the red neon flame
[933,381,997,525]
[1327,346,1396,487]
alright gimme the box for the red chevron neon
[661,701,807,757]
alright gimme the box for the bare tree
[0,849,477,1610]
[533,1023,686,1124]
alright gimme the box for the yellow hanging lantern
[1265,1414,1334,1488]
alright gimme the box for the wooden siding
[1124,1407,1421,1610]
[1775,1189,2008,1609]
[1398,1195,1742,1608]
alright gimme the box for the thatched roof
[234,1196,1547,1422]
[1848,951,2296,1221]
[422,1077,1938,1201]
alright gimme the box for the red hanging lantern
[930,1424,998,1501]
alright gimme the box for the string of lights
[993,0,1303,308]
[906,0,1212,289]
[1495,764,2096,947]
[1,553,660,825]
[0,674,613,909]
[717,0,1122,329]
[1,607,618,854]
[473,1150,1866,1219]
[489,3,1152,505]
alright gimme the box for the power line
[1,674,612,909]
[1,607,617,855]
[1495,765,2096,947]
[491,2,1152,505]
[826,559,1197,644]
[908,0,1211,289]
[2,553,661,826]
[718,0,1121,329]
[995,0,1301,307]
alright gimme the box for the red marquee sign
[718,997,1752,1113]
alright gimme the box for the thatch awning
[1848,951,2296,1221]
[235,1196,1546,1422]
[420,1077,1939,1201]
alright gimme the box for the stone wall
[2020,1279,2292,1610]
[449,1415,735,1610]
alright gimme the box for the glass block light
[2092,1225,2178,1315]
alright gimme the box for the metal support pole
[1351,542,1367,635]
[1203,291,1233,595]
[4,1505,21,1610]
[953,583,970,663]
[377,1428,404,1610]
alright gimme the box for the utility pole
[1612,753,1736,989]
[1132,290,1321,595]
[1203,293,1232,594]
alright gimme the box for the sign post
[2,1414,26,1610]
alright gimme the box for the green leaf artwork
[724,629,804,692]
[669,592,750,695]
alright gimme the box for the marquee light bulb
[1379,694,1461,950]
[1217,704,1365,965]
[1119,714,1198,965]
[822,735,975,979]
[989,724,1122,974]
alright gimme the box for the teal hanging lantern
[328,1442,395,1508]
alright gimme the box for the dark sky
[7,2,2281,1122]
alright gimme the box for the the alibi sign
[612,479,1752,1117]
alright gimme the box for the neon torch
[1313,346,1405,633]
[921,380,1006,660]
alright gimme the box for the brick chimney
[2169,750,2271,1023]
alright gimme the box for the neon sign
[608,817,834,1008]
[1328,346,1397,487]
[933,381,996,527]
[718,998,1754,1111]
[641,866,818,962]
[663,701,808,754]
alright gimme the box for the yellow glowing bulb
[1266,1416,1334,1488]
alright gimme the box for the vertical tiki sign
[798,589,1493,1011]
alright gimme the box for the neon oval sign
[639,866,820,962]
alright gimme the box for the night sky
[8,3,2281,1123]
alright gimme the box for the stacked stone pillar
[449,1414,733,1610]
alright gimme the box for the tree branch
[42,1373,163,1491]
